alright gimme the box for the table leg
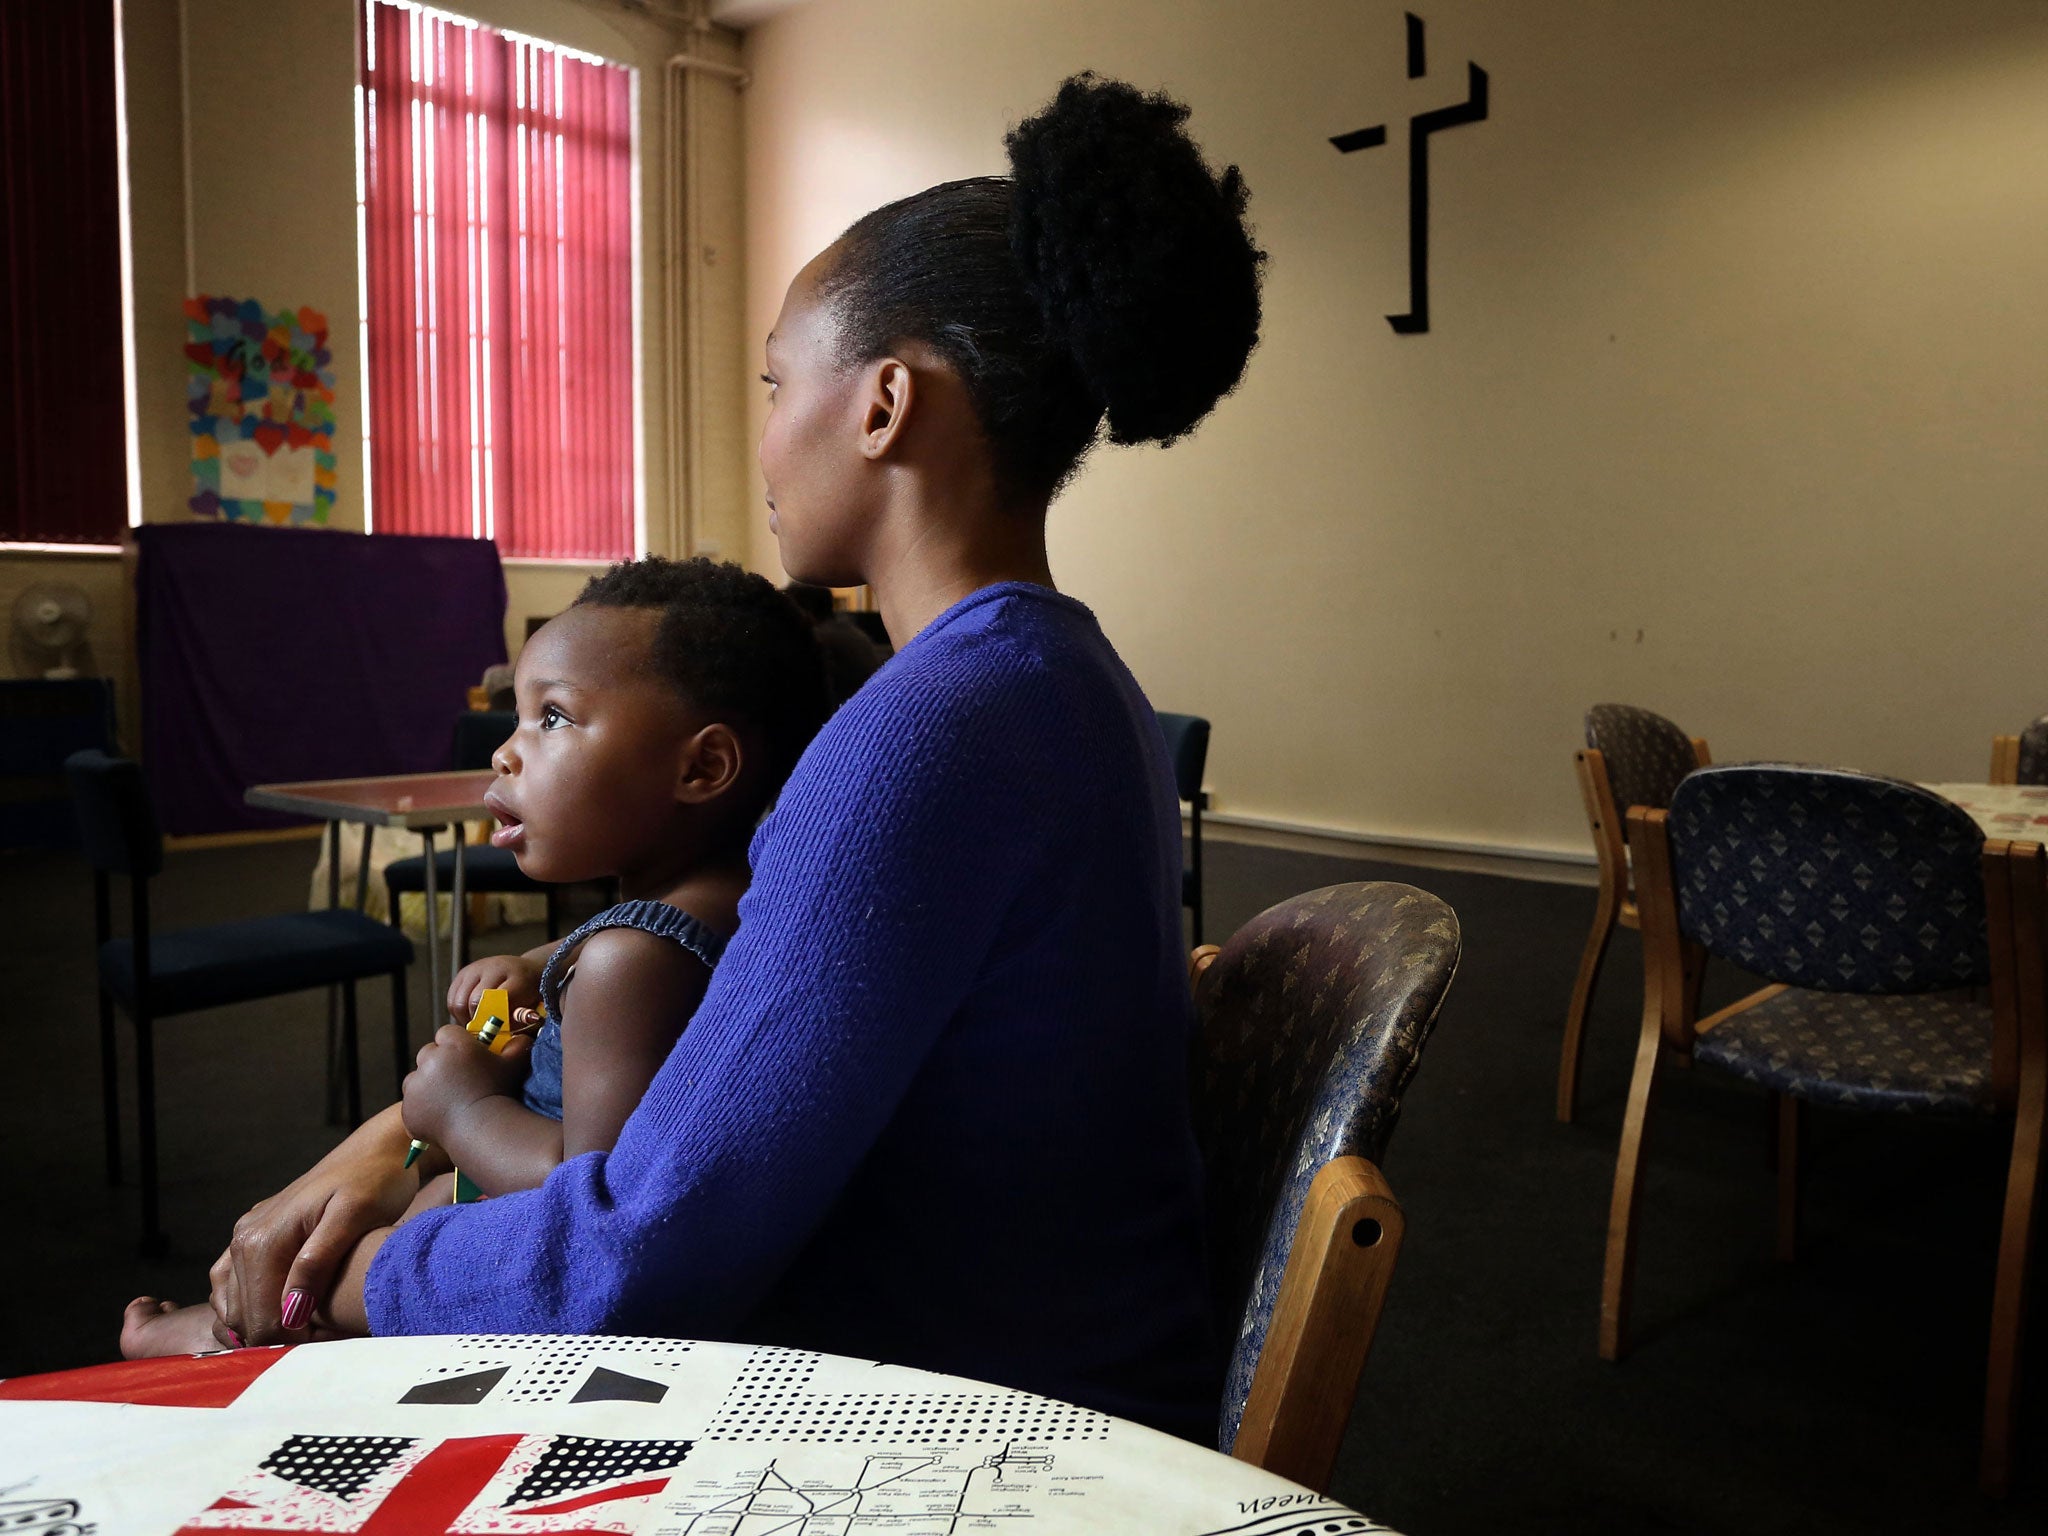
[325,820,345,1125]
[354,819,374,914]
[451,833,469,978]
[421,825,442,1015]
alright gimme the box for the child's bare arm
[401,927,709,1192]
[401,1029,560,1196]
[557,927,711,1158]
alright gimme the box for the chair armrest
[1189,944,1222,993]
[1691,736,1711,768]
[1230,1154,1405,1495]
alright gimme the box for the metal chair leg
[135,1008,163,1258]
[98,986,120,1184]
[342,981,363,1128]
[391,967,411,1104]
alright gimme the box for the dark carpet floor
[0,836,2039,1533]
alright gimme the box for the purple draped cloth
[136,523,508,835]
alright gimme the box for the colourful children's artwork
[183,295,338,525]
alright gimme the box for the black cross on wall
[1331,12,1490,334]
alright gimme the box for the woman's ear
[675,722,744,805]
[859,358,915,461]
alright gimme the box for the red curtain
[361,1,635,560]
[0,0,127,547]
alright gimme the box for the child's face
[486,606,700,884]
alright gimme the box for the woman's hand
[446,951,547,1026]
[402,1025,532,1147]
[209,1104,421,1346]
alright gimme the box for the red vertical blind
[360,1,635,560]
[0,0,127,547]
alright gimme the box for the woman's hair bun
[1006,73,1265,448]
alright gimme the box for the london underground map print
[0,1337,1398,1535]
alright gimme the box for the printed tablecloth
[0,1335,1396,1535]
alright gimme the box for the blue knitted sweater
[365,582,1219,1437]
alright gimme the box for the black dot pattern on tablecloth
[428,1335,694,1403]
[506,1435,694,1506]
[260,1435,414,1500]
[706,1348,1109,1444]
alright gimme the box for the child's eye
[759,373,777,397]
[539,703,569,730]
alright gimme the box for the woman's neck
[869,493,1055,649]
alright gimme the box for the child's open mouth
[483,791,525,849]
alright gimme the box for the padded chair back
[1666,764,1987,994]
[1156,712,1210,805]
[1191,881,1460,1451]
[453,710,516,772]
[63,749,163,879]
[2018,715,2048,787]
[1585,703,1696,821]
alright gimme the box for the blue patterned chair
[1560,704,1710,1121]
[1156,711,1211,944]
[1603,764,2045,1495]
[1988,713,2048,785]
[1190,881,1461,1493]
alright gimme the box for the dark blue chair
[384,711,560,969]
[1190,881,1460,1492]
[65,750,413,1254]
[1605,763,2044,1494]
[1156,711,1210,944]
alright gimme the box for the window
[1,0,134,549]
[358,0,638,560]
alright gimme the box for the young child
[120,555,828,1356]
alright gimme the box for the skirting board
[1198,809,1597,889]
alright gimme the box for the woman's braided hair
[817,73,1265,506]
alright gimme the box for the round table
[0,1336,1396,1535]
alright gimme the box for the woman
[210,73,1264,1441]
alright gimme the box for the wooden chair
[1602,764,2044,1495]
[1559,704,1709,1122]
[1988,712,2048,785]
[1189,881,1461,1493]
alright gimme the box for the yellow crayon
[402,988,514,1171]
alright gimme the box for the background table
[1925,782,2048,842]
[0,1336,1393,1535]
[247,770,497,1016]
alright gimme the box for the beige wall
[2,0,746,716]
[740,0,2048,858]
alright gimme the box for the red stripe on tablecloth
[515,1475,671,1515]
[0,1347,293,1408]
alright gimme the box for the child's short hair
[574,556,829,820]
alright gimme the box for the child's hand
[402,1025,532,1146]
[446,953,545,1025]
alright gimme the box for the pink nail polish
[280,1289,311,1330]
[224,1328,244,1349]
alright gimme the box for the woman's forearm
[313,1225,393,1336]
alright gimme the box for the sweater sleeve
[365,630,1067,1337]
